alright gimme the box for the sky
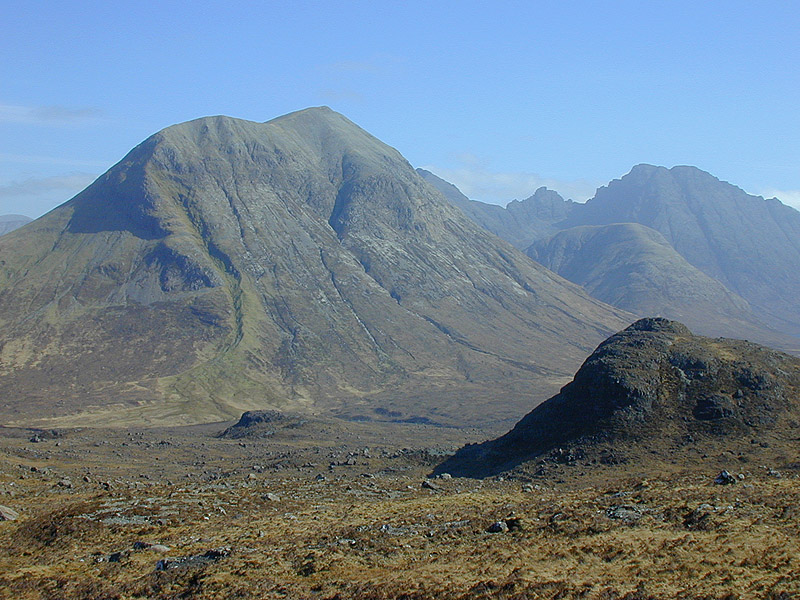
[1,0,799,218]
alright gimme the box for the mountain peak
[0,108,628,427]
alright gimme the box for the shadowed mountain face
[562,165,800,339]
[0,215,32,237]
[436,318,800,478]
[526,223,796,348]
[0,107,630,427]
[430,165,800,351]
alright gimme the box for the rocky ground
[1,419,799,599]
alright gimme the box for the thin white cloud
[0,173,97,217]
[317,88,365,103]
[328,60,383,74]
[0,152,110,169]
[0,103,103,125]
[0,173,96,200]
[324,54,405,76]
[422,156,599,205]
[761,188,800,211]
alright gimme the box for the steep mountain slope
[527,223,795,348]
[0,107,630,427]
[418,169,573,249]
[437,318,800,477]
[0,215,32,236]
[564,164,800,338]
[431,167,800,350]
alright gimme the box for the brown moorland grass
[0,422,798,600]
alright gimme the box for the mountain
[563,165,800,339]
[418,169,573,249]
[0,107,630,428]
[526,223,796,348]
[436,318,800,478]
[0,215,32,236]
[431,166,800,351]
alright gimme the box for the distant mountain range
[422,165,800,352]
[0,108,629,427]
[0,214,32,236]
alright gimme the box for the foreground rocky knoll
[0,107,628,427]
[438,318,800,478]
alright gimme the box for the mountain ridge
[429,165,800,351]
[0,107,631,428]
[0,214,32,236]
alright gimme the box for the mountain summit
[0,108,629,427]
[561,164,800,339]
[430,165,800,350]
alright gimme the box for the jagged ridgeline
[0,108,630,427]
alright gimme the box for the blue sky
[2,0,799,217]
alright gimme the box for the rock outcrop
[437,318,800,477]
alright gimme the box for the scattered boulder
[0,505,19,521]
[487,520,509,533]
[715,470,736,485]
[606,505,643,522]
[487,514,523,533]
[155,547,231,571]
[421,480,441,491]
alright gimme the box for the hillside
[432,166,800,351]
[437,317,800,477]
[0,107,630,427]
[527,223,796,348]
[0,214,32,237]
[564,164,800,338]
[418,169,573,249]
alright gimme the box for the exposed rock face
[436,318,800,477]
[0,107,629,427]
[0,215,32,237]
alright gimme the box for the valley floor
[0,422,798,599]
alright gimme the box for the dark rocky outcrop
[436,318,800,477]
[218,410,306,439]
